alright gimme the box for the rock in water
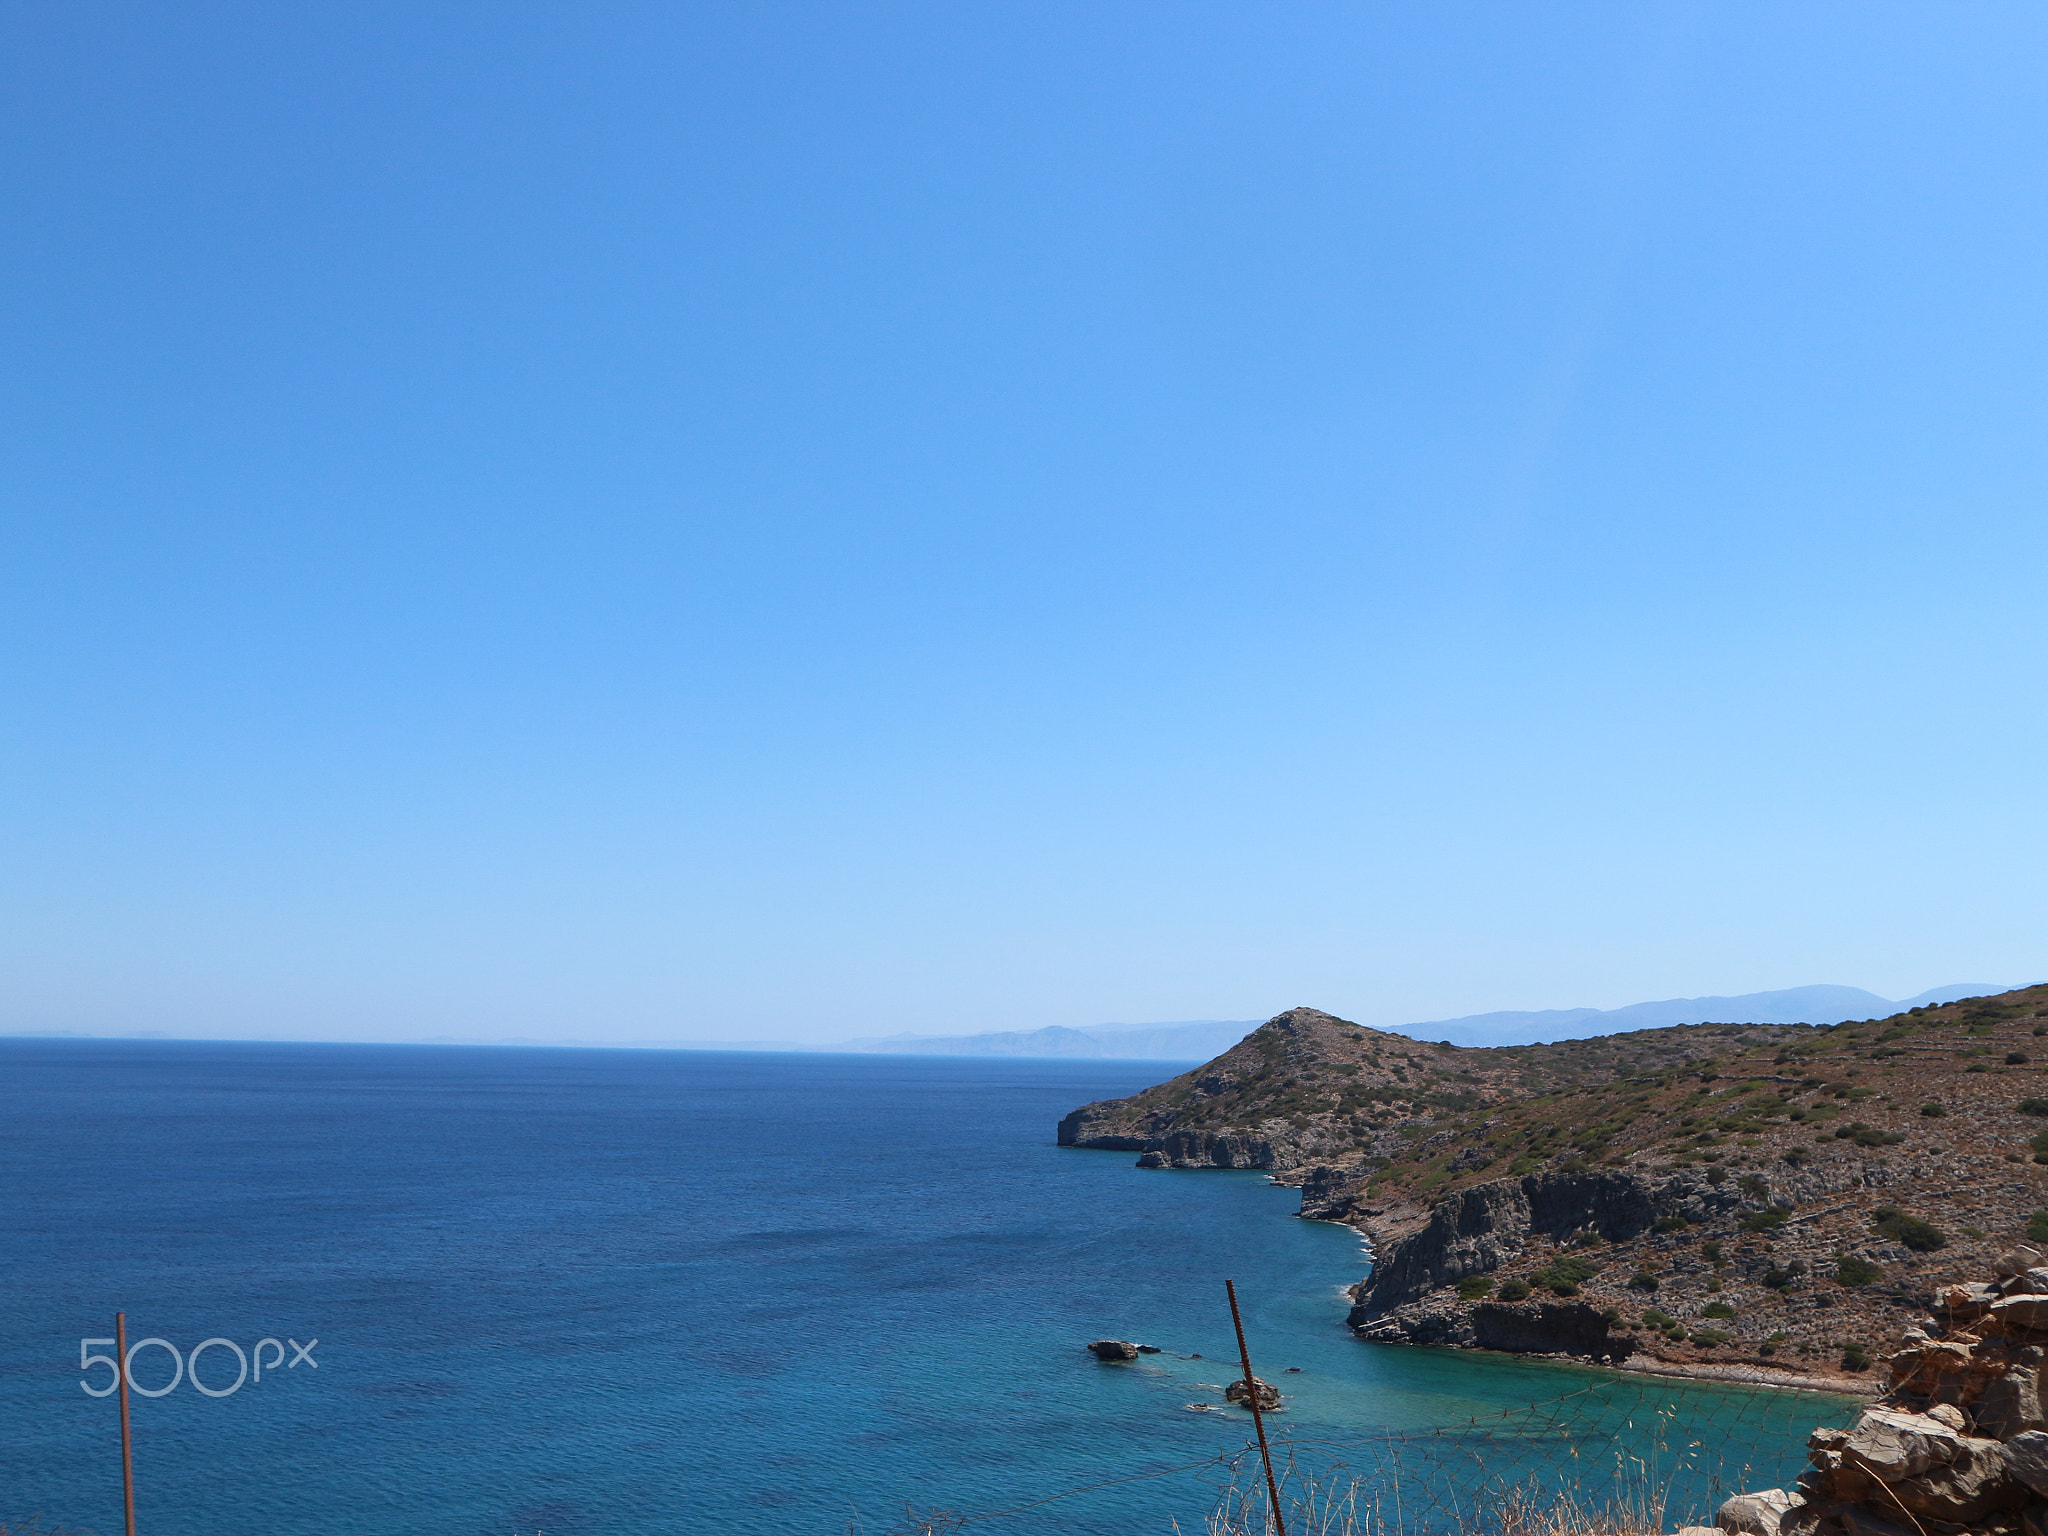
[1224,1376,1281,1410]
[1087,1339,1140,1361]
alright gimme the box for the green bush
[1835,1254,1883,1287]
[1456,1274,1494,1300]
[1652,1215,1689,1233]
[1705,1165,1728,1184]
[1741,1208,1791,1233]
[1690,1329,1731,1347]
[1842,1343,1871,1372]
[1530,1255,1601,1294]
[1763,1262,1806,1290]
[2009,1053,2031,1066]
[1640,1307,1673,1328]
[1919,1102,1947,1117]
[1701,1241,1724,1265]
[1782,1146,1810,1167]
[1496,1278,1531,1302]
[1873,1207,1946,1252]
[1701,1300,1736,1319]
[2027,1210,2048,1243]
[1627,1270,1660,1292]
[1836,1122,1906,1147]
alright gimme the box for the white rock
[1715,1488,1799,1535]
[1840,1407,1963,1481]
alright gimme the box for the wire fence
[856,1368,1862,1536]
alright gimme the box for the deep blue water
[0,1041,1849,1535]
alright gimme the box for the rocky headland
[1060,986,2048,1391]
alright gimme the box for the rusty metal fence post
[1225,1280,1288,1536]
[116,1310,136,1536]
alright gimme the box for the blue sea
[0,1041,1850,1535]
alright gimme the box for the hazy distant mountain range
[835,983,2009,1059]
[6,983,2013,1055]
[1406,982,2001,1048]
[839,1019,1258,1060]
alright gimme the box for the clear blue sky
[3,3,2044,1043]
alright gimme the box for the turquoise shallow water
[0,1041,1853,1534]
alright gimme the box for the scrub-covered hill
[1056,1004,1810,1172]
[1061,987,2048,1390]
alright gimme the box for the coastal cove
[3,1041,1846,1535]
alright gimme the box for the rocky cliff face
[1349,1167,1742,1318]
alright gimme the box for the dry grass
[1183,1446,1682,1536]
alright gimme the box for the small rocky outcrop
[1087,1339,1140,1361]
[1712,1249,2048,1536]
[1224,1376,1281,1410]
